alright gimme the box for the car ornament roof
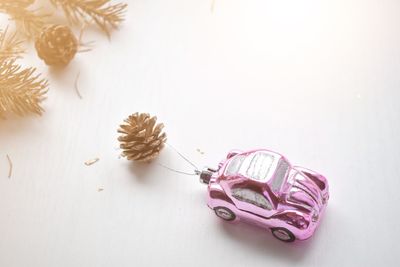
[225,151,278,181]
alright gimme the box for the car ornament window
[240,152,275,181]
[224,152,276,180]
[225,155,246,176]
[271,159,290,192]
[232,188,272,210]
[253,153,274,180]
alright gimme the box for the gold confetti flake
[84,157,99,166]
[196,148,205,155]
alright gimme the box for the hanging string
[165,143,200,170]
[157,162,200,176]
[157,143,201,176]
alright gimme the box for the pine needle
[77,25,95,53]
[6,154,12,178]
[0,58,49,119]
[50,0,127,37]
[74,71,82,99]
[0,26,25,59]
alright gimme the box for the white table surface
[1,0,400,266]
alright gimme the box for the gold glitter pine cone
[118,113,167,162]
[35,25,78,67]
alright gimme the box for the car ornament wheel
[214,207,236,221]
[271,227,295,242]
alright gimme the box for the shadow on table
[218,222,309,262]
[126,160,181,188]
[127,161,157,182]
[0,114,45,137]
[214,210,330,263]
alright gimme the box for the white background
[1,0,400,266]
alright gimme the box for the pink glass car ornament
[199,149,329,242]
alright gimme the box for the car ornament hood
[287,172,323,212]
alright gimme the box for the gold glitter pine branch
[50,0,127,37]
[0,0,48,38]
[0,28,48,119]
[0,27,25,59]
[0,58,48,118]
[9,7,48,38]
